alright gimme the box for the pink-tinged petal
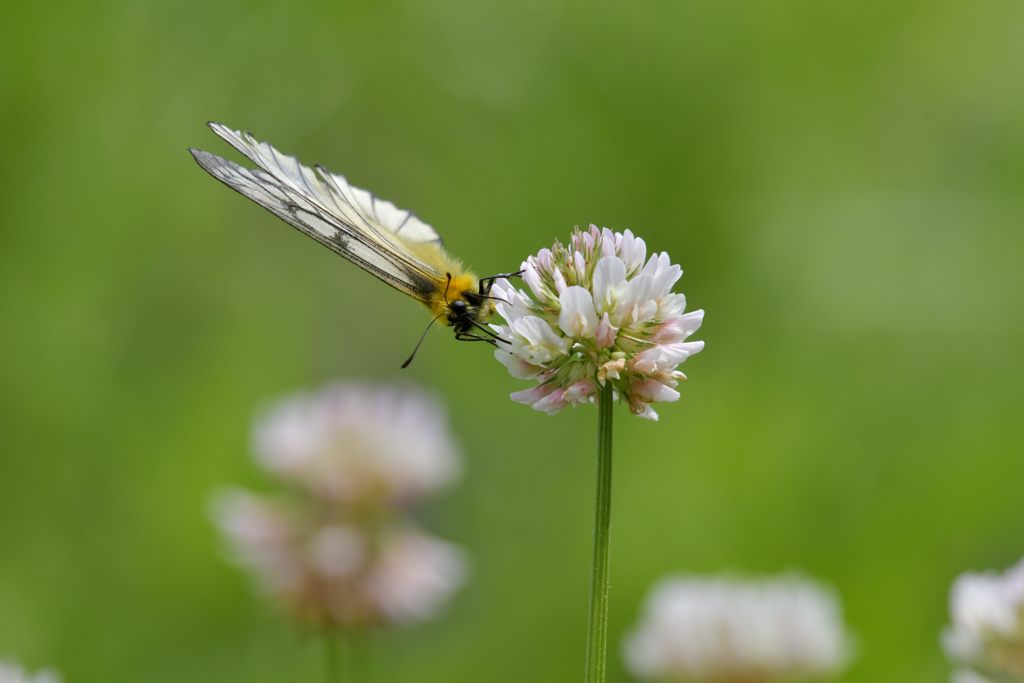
[679,310,705,335]
[655,343,697,365]
[494,348,543,379]
[490,278,513,304]
[574,250,587,282]
[650,259,682,296]
[600,229,616,257]
[558,286,599,338]
[595,313,618,349]
[630,347,662,375]
[634,379,680,404]
[654,309,704,342]
[632,341,705,375]
[618,229,647,272]
[640,252,673,279]
[552,267,567,295]
[657,292,688,319]
[533,388,569,414]
[581,229,596,253]
[492,284,534,324]
[510,383,558,406]
[536,248,554,272]
[616,273,656,324]
[488,323,511,339]
[564,379,597,404]
[677,340,705,358]
[523,262,548,300]
[592,256,627,315]
[510,316,569,364]
[511,315,564,348]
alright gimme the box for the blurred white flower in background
[368,529,467,624]
[212,381,466,631]
[944,557,1024,682]
[623,574,852,683]
[213,490,465,628]
[952,670,996,683]
[491,225,704,420]
[253,383,461,504]
[0,660,60,683]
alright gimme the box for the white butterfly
[191,123,517,364]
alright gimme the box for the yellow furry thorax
[407,241,490,322]
[427,272,482,320]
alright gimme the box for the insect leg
[455,332,498,346]
[469,319,511,345]
[479,270,525,295]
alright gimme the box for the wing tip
[208,121,250,144]
[189,148,214,174]
[189,147,230,175]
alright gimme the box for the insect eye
[451,300,467,311]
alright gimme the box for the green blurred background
[2,1,1023,681]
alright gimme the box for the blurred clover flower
[944,557,1024,682]
[212,382,466,633]
[953,672,997,683]
[491,225,704,420]
[623,574,852,683]
[253,382,460,505]
[0,660,60,683]
[213,490,465,628]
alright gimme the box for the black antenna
[401,313,445,369]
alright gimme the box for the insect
[190,123,519,366]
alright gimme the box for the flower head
[623,574,852,683]
[253,382,461,504]
[212,489,466,629]
[0,660,60,683]
[492,225,704,420]
[214,380,468,632]
[944,557,1024,682]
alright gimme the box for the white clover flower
[623,574,852,683]
[253,382,461,504]
[368,530,468,624]
[212,489,466,629]
[944,557,1024,682]
[0,660,60,683]
[953,671,996,683]
[491,225,704,420]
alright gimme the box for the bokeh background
[2,1,1023,681]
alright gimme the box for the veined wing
[190,147,439,303]
[206,122,443,248]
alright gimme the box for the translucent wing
[206,122,443,247]
[190,123,451,303]
[190,148,438,303]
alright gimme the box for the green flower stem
[324,631,351,683]
[585,382,615,683]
